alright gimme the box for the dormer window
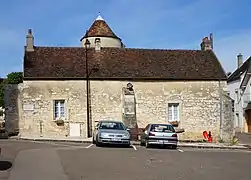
[95,38,101,43]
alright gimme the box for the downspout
[219,80,223,140]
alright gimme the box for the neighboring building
[0,78,5,122]
[5,14,234,141]
[227,54,251,133]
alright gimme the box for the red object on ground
[203,131,213,142]
[203,131,209,139]
[208,137,213,142]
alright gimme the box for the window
[95,38,101,43]
[54,100,66,119]
[168,103,179,122]
[99,122,125,130]
[150,124,175,133]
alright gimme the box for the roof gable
[24,47,227,80]
[228,56,251,83]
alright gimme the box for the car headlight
[100,133,109,137]
[123,133,130,138]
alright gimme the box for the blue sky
[0,0,251,77]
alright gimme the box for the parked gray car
[92,120,131,147]
[140,123,178,149]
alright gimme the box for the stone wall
[4,80,234,141]
[222,94,235,142]
[5,81,88,137]
[90,81,227,141]
[4,85,19,134]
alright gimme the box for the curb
[14,137,91,144]
[10,137,250,150]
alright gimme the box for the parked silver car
[92,120,131,147]
[140,123,178,149]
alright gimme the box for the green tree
[0,72,23,107]
[7,72,23,84]
[0,79,7,108]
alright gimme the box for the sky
[0,0,251,77]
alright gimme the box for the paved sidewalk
[8,149,68,180]
[10,136,250,150]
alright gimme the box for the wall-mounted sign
[23,104,34,111]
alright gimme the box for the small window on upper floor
[95,38,101,43]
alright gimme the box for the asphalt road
[0,140,251,180]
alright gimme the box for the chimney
[26,29,34,52]
[200,33,213,51]
[237,53,243,68]
[210,33,213,49]
[95,38,101,51]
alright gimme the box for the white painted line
[85,144,93,148]
[132,145,137,151]
[177,148,184,152]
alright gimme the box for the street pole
[85,39,91,138]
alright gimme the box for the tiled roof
[80,19,120,41]
[24,47,227,80]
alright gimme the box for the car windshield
[99,122,125,130]
[150,124,175,133]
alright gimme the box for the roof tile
[24,47,227,80]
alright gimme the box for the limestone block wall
[90,80,228,141]
[222,94,235,141]
[13,81,87,137]
[4,79,234,141]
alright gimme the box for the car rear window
[150,124,175,133]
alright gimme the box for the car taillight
[149,132,155,136]
[172,134,177,137]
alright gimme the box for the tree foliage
[7,72,23,84]
[0,72,23,107]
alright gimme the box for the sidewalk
[9,136,250,150]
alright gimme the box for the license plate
[112,138,121,141]
[158,140,168,143]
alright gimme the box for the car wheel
[125,143,131,148]
[171,145,177,149]
[95,136,102,147]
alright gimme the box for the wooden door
[246,111,251,132]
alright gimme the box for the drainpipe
[219,80,223,140]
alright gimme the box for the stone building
[5,14,234,141]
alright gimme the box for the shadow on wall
[4,84,20,136]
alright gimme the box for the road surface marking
[132,145,137,151]
[177,148,184,152]
[85,144,93,148]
